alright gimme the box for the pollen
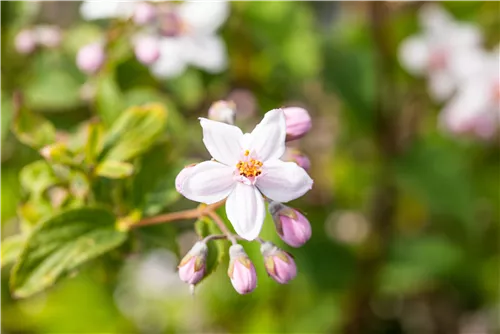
[236,157,263,178]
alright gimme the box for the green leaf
[95,160,134,179]
[136,224,179,257]
[95,73,124,126]
[1,93,13,143]
[12,105,55,149]
[20,160,58,198]
[1,234,26,268]
[10,208,127,298]
[99,103,167,162]
[194,217,226,279]
[85,122,104,165]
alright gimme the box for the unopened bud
[15,29,36,54]
[269,201,311,248]
[282,147,311,171]
[175,163,197,194]
[228,244,257,294]
[261,242,297,284]
[178,241,207,285]
[76,42,105,74]
[208,100,236,125]
[283,107,312,141]
[133,2,157,25]
[134,36,160,65]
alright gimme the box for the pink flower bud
[134,36,160,65]
[15,30,36,54]
[35,25,62,48]
[261,242,297,284]
[133,3,156,25]
[208,100,236,125]
[282,107,312,141]
[178,241,207,285]
[282,147,311,171]
[175,163,197,194]
[269,202,311,248]
[227,244,257,294]
[76,42,105,74]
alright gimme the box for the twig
[206,210,237,245]
[131,200,225,229]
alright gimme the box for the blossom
[282,107,312,141]
[398,4,483,101]
[269,201,312,247]
[76,42,106,74]
[261,242,297,284]
[227,244,257,294]
[439,48,500,139]
[14,25,61,54]
[177,241,207,285]
[80,1,229,78]
[177,109,313,240]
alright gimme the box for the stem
[131,200,225,229]
[206,210,237,245]
[202,234,228,243]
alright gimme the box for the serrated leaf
[12,105,55,149]
[99,103,167,162]
[1,234,26,268]
[10,207,127,298]
[95,160,134,179]
[194,217,226,279]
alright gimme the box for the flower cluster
[175,103,313,294]
[78,1,229,78]
[398,4,499,140]
[14,25,61,55]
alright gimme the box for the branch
[130,200,225,229]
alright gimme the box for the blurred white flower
[439,48,500,139]
[80,1,137,21]
[398,4,483,101]
[81,1,229,78]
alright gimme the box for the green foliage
[12,105,55,149]
[10,207,127,298]
[1,234,26,268]
[99,104,167,162]
[195,217,226,280]
[95,160,134,179]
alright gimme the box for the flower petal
[150,38,188,78]
[398,35,430,75]
[80,1,135,20]
[186,35,227,73]
[226,183,265,240]
[429,70,455,102]
[181,161,235,204]
[179,1,229,34]
[256,160,313,203]
[250,109,286,161]
[199,118,243,166]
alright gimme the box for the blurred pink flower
[439,48,499,139]
[134,35,161,65]
[15,29,36,54]
[398,4,483,101]
[283,107,312,141]
[76,42,106,74]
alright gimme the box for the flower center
[236,150,263,178]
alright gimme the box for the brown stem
[207,210,237,244]
[131,200,225,229]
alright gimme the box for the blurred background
[1,1,499,333]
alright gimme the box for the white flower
[398,4,482,101]
[177,109,313,241]
[80,1,137,21]
[148,1,229,78]
[439,48,500,139]
[81,1,229,78]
